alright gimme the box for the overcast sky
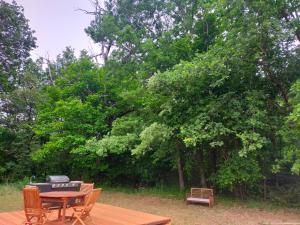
[11,0,100,60]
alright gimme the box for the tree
[0,0,36,92]
[1,0,299,200]
[85,0,218,71]
[0,59,45,180]
[32,58,131,177]
[0,0,38,180]
[75,0,299,195]
[280,79,300,175]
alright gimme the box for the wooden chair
[74,183,94,206]
[80,183,94,194]
[186,188,214,207]
[25,185,63,217]
[71,188,101,225]
[23,186,49,225]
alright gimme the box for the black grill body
[29,175,82,192]
[28,175,82,206]
[28,183,52,192]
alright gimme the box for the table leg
[61,197,67,223]
[58,207,62,219]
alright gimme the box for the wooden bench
[186,188,214,207]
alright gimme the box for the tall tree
[85,0,218,71]
[0,0,36,92]
[0,0,37,180]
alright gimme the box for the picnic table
[40,191,87,224]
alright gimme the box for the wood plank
[0,203,171,225]
[0,212,23,225]
[9,211,24,222]
[94,204,171,225]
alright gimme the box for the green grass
[216,195,285,211]
[98,184,298,212]
[0,182,297,213]
[98,183,186,199]
[0,183,23,212]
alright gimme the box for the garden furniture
[39,191,87,224]
[71,188,101,225]
[23,186,49,225]
[186,187,214,207]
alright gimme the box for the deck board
[0,203,171,225]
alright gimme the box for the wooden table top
[40,191,86,198]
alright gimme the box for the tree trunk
[263,179,267,201]
[177,154,185,191]
[211,149,217,175]
[260,32,290,109]
[198,149,207,187]
[175,140,185,191]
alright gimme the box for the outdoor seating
[80,183,94,194]
[40,191,87,223]
[73,182,94,206]
[71,188,101,225]
[23,186,50,225]
[186,188,214,207]
[19,178,171,225]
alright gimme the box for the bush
[269,184,300,207]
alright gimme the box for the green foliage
[269,184,300,208]
[216,154,262,191]
[31,58,122,175]
[94,134,138,157]
[0,0,36,92]
[2,0,300,205]
[86,0,219,76]
[132,123,172,156]
[79,0,299,196]
[280,80,300,174]
[237,132,267,157]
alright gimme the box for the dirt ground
[101,192,300,225]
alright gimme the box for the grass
[98,184,292,211]
[99,184,186,199]
[216,195,284,211]
[0,183,23,212]
[1,183,300,224]
[0,182,295,212]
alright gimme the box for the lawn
[1,184,300,225]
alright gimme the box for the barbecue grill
[29,175,82,192]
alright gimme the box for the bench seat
[186,188,214,207]
[186,197,210,203]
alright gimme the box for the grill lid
[46,175,70,183]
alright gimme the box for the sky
[11,0,100,60]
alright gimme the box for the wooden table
[40,191,86,224]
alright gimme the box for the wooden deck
[0,203,171,225]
